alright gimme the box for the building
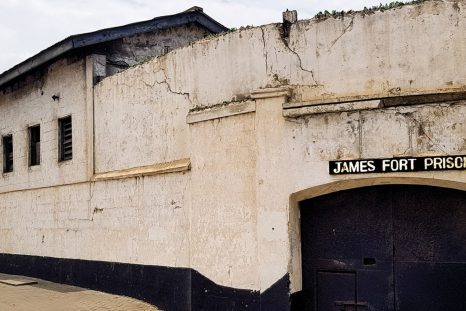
[0,6,227,87]
[0,1,465,310]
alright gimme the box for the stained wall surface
[0,58,91,193]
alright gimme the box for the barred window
[2,135,13,173]
[29,125,40,166]
[58,116,72,161]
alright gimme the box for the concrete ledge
[187,100,255,124]
[251,87,291,99]
[283,100,381,117]
[283,95,378,109]
[93,158,191,181]
[283,91,466,110]
[381,91,466,107]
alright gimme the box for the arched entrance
[299,185,466,311]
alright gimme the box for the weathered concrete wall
[282,99,466,292]
[94,59,190,173]
[161,0,465,108]
[93,0,465,174]
[88,1,466,292]
[189,112,258,289]
[0,58,91,193]
[0,174,190,267]
[284,1,466,103]
[100,23,212,76]
[0,1,465,308]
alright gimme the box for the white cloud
[0,0,390,73]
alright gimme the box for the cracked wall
[95,0,466,174]
[89,0,466,292]
[92,0,465,113]
[291,101,466,169]
[0,0,465,302]
[94,59,191,173]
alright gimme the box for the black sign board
[329,155,466,175]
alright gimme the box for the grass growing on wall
[314,0,430,19]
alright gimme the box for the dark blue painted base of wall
[0,253,291,311]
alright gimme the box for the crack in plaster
[88,182,95,221]
[284,39,320,86]
[260,27,271,77]
[146,68,192,105]
[263,25,321,87]
[328,17,355,51]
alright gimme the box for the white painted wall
[0,58,90,193]
[94,61,190,173]
[189,113,259,289]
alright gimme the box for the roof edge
[0,9,227,89]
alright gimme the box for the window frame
[2,134,13,173]
[28,124,41,167]
[58,116,72,162]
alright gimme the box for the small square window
[29,125,40,166]
[2,135,13,173]
[58,116,72,162]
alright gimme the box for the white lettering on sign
[381,158,415,172]
[424,156,466,170]
[332,160,376,174]
[330,155,466,175]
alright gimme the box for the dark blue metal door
[300,185,466,311]
[393,186,466,310]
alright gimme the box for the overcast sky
[0,0,393,74]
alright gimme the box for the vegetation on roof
[314,0,430,20]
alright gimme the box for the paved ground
[0,273,160,311]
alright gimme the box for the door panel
[393,186,466,310]
[301,186,394,311]
[316,271,356,311]
[300,185,466,311]
[395,263,466,310]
